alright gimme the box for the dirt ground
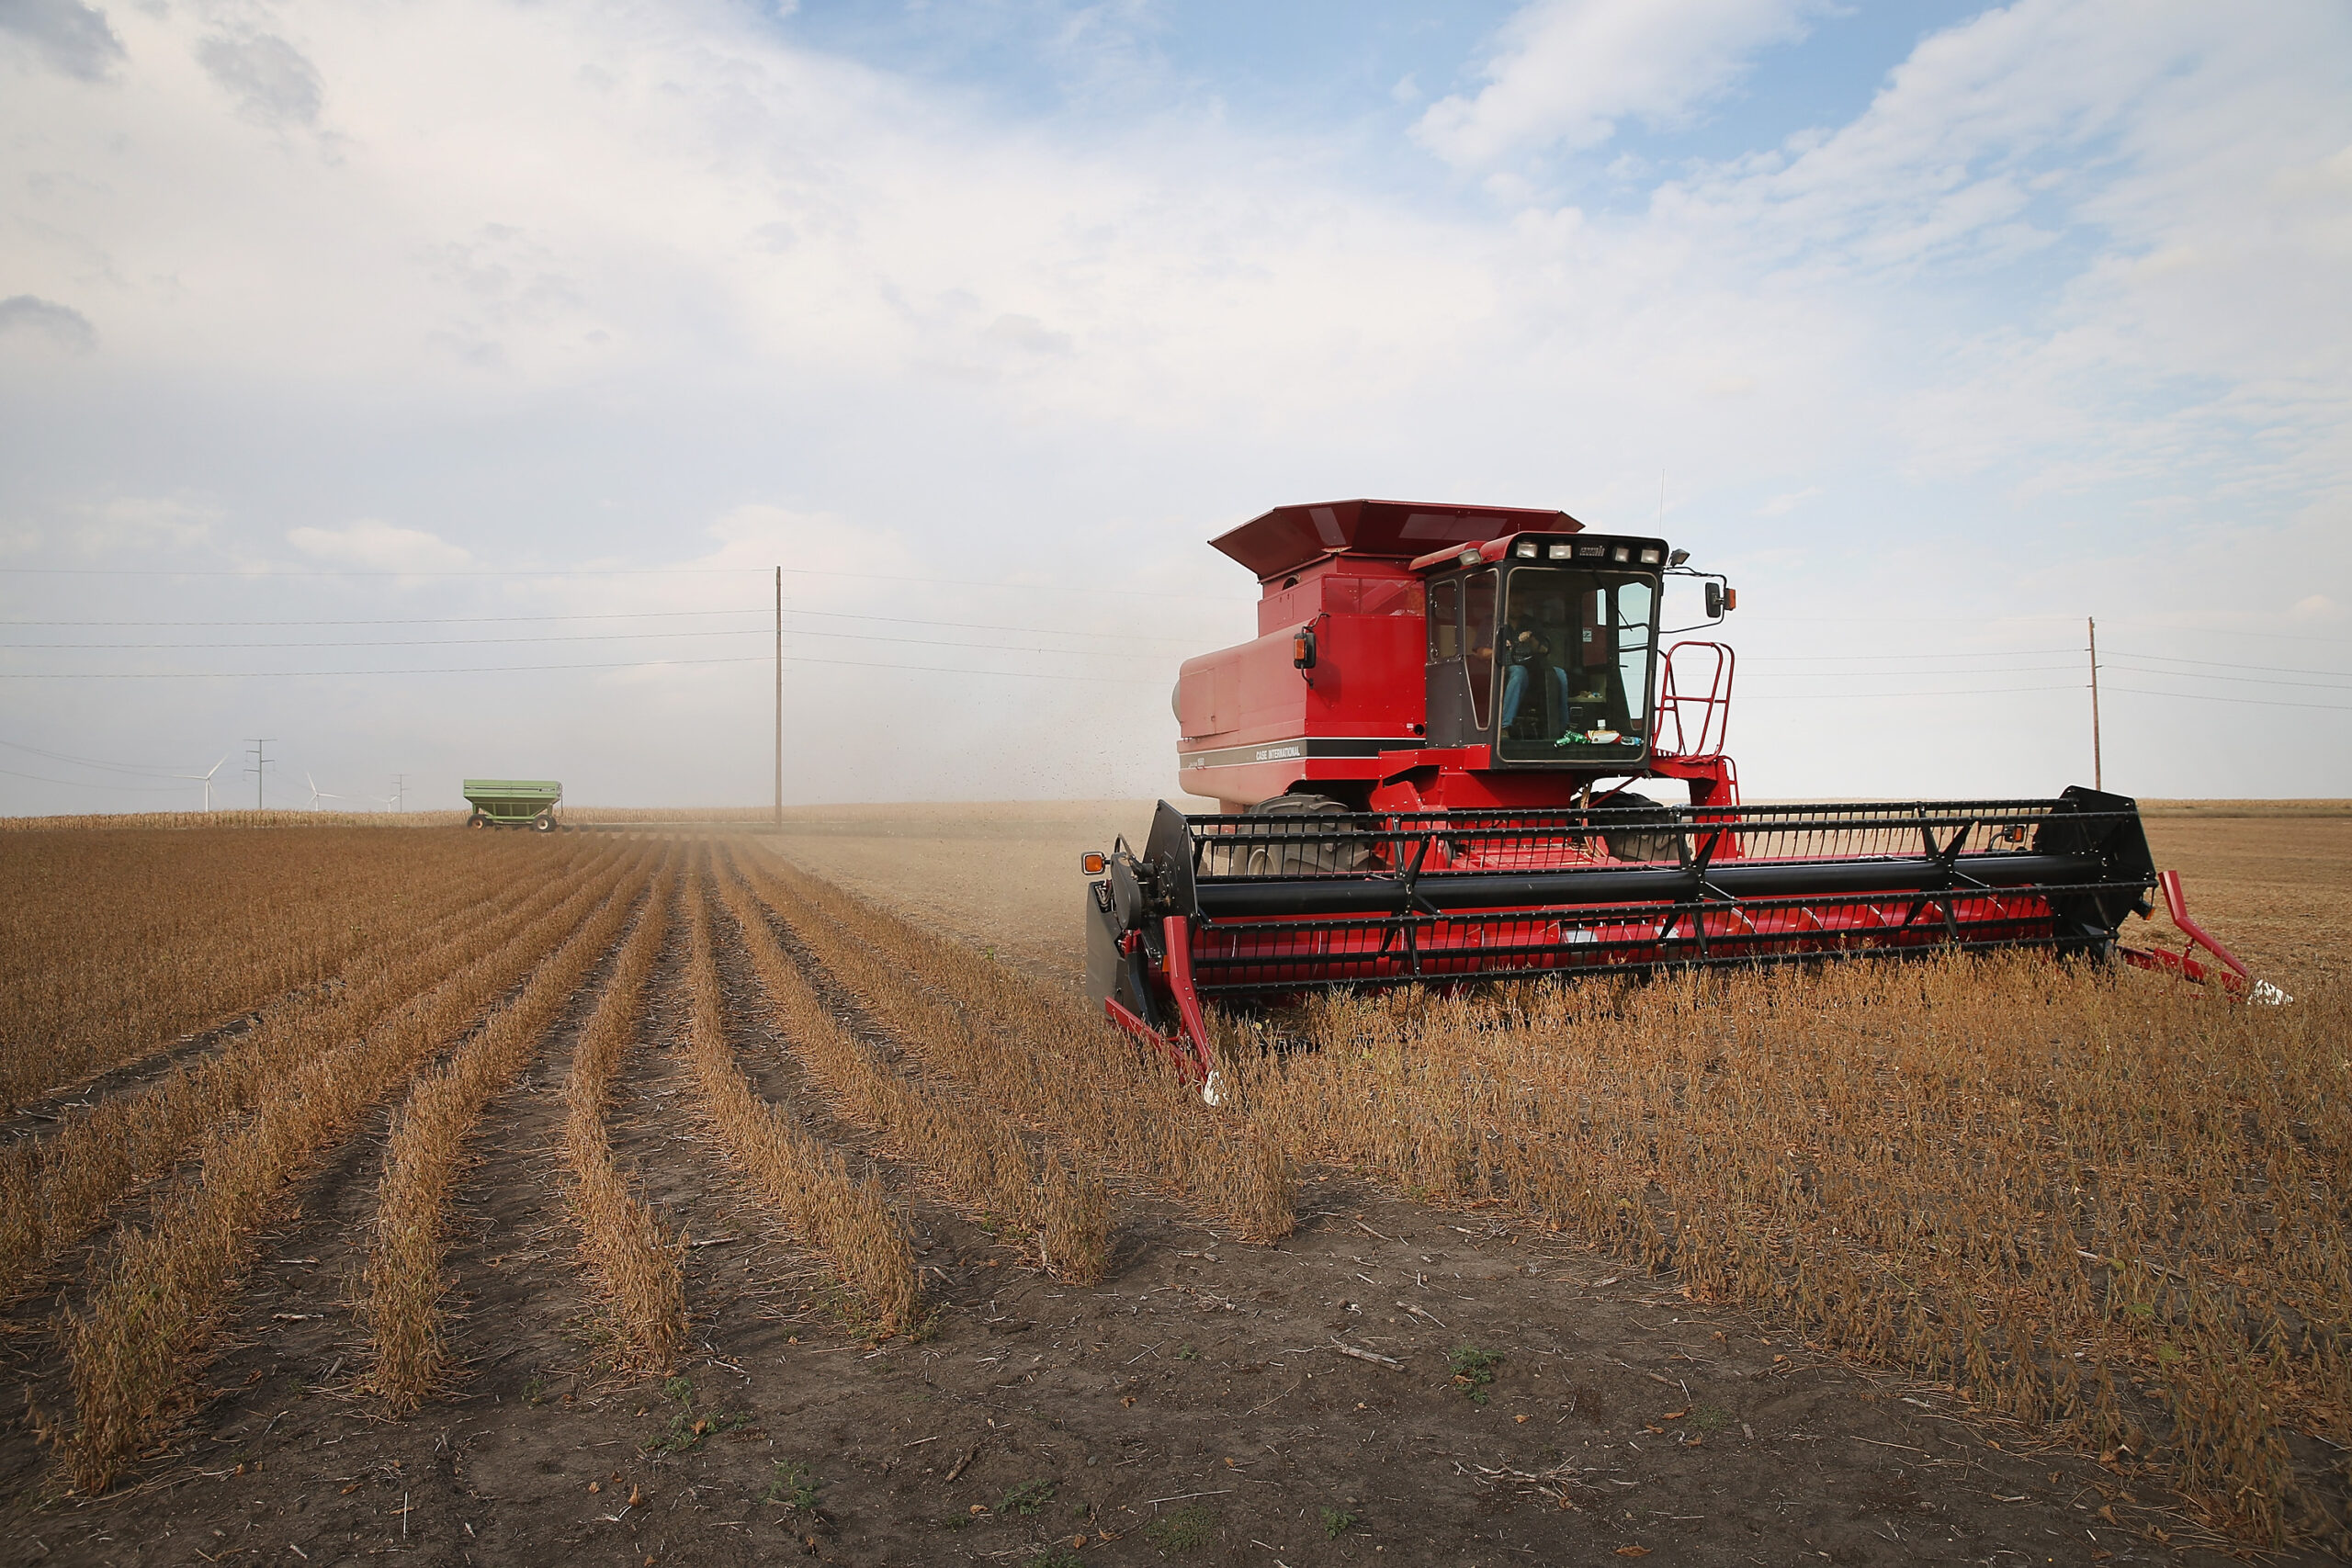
[1,803,2342,1568]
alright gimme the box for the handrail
[1656,640,1734,759]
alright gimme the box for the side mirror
[1292,627,1317,670]
[1703,581,1723,619]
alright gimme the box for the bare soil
[0,803,2340,1568]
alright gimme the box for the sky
[1,0,2346,814]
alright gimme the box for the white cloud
[1414,0,1821,167]
[287,521,473,572]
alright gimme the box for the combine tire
[1599,792,1678,863]
[1240,793,1375,876]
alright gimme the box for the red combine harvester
[1083,499,2279,1100]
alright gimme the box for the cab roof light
[1457,547,1482,568]
[1546,543,1573,560]
[1514,540,1538,558]
[1612,546,1631,562]
[1638,547,1661,565]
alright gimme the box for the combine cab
[1084,500,2278,1100]
[463,778,562,832]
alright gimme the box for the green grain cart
[462,779,563,831]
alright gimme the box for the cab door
[1422,569,1497,749]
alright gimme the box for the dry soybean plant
[713,855,1111,1283]
[678,863,920,1337]
[559,859,687,1373]
[0,828,533,1109]
[364,850,662,1406]
[51,850,645,1490]
[0,842,623,1297]
[738,847,1295,1244]
[1233,955,2350,1547]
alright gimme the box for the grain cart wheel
[467,812,488,829]
[533,812,555,833]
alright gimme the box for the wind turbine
[174,755,228,812]
[306,772,345,812]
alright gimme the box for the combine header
[1083,500,2278,1100]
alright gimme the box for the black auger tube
[1191,851,2108,919]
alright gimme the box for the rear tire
[467,812,488,829]
[533,813,554,833]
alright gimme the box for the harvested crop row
[0,829,532,1110]
[680,863,919,1337]
[53,847,652,1491]
[1236,959,2352,1549]
[364,851,664,1406]
[559,860,686,1373]
[739,848,1294,1243]
[0,841,625,1298]
[713,854,1109,1283]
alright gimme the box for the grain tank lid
[1210,499,1583,581]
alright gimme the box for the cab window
[1427,577,1461,661]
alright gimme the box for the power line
[2108,649,2352,679]
[0,561,1250,603]
[0,736,191,777]
[1736,683,2084,699]
[1,626,1171,656]
[0,604,1211,643]
[0,763,189,792]
[2104,663,2352,693]
[1738,663,2080,677]
[1,608,772,627]
[2105,684,2352,714]
[0,652,1165,683]
[1736,649,2079,661]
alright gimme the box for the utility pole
[392,773,408,814]
[774,567,784,828]
[246,738,275,811]
[2087,617,2102,791]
